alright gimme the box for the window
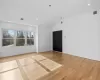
[27,32,34,45]
[2,29,34,47]
[2,29,15,46]
[16,31,25,46]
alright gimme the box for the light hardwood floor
[0,52,100,80]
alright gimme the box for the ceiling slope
[0,0,99,26]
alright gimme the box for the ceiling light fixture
[20,18,24,20]
[88,4,91,6]
[88,0,91,6]
[49,5,51,7]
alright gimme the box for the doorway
[53,30,62,52]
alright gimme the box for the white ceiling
[0,0,99,26]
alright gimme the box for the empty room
[0,0,100,80]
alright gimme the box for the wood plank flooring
[0,68,23,80]
[0,52,100,80]
[0,52,62,80]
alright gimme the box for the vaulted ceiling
[0,0,99,26]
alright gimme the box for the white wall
[0,0,100,59]
[0,21,36,57]
[53,12,100,61]
[38,25,52,52]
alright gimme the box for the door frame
[53,30,63,52]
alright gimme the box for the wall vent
[93,11,97,15]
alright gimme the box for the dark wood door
[53,30,62,52]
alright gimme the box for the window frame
[2,28,15,47]
[26,32,34,46]
[16,30,26,46]
[2,28,34,47]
